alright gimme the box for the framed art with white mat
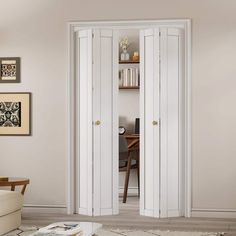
[0,93,31,135]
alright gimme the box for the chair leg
[123,154,132,203]
[137,159,140,197]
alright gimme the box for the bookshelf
[119,60,139,64]
[119,86,139,89]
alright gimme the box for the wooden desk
[124,134,139,156]
[124,134,139,139]
[0,177,30,195]
[124,134,139,147]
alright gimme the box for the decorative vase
[120,49,130,61]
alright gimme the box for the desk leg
[21,184,27,195]
[137,159,140,197]
[123,154,132,203]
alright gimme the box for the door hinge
[92,33,94,38]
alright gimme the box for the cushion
[0,190,23,216]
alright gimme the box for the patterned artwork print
[0,102,21,127]
[1,60,17,80]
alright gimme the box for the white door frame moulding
[67,19,192,217]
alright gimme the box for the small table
[34,222,102,236]
[0,177,30,195]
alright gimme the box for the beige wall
[1,0,236,215]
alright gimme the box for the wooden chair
[119,135,140,203]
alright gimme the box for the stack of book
[119,68,139,87]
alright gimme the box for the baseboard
[22,204,67,214]
[119,187,138,195]
[191,208,236,218]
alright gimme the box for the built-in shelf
[119,61,139,64]
[119,86,139,90]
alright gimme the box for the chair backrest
[135,118,140,134]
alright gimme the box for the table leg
[21,184,27,195]
[11,185,15,191]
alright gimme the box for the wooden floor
[22,197,236,235]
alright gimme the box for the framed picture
[0,93,31,135]
[0,57,20,83]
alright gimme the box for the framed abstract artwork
[0,93,31,135]
[0,57,20,83]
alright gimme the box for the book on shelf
[119,68,139,87]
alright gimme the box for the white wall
[1,0,236,216]
[119,90,139,133]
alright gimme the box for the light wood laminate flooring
[22,197,236,235]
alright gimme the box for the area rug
[5,226,225,236]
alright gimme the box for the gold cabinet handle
[95,120,101,125]
[152,120,158,126]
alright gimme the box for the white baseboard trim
[119,187,139,195]
[191,208,236,218]
[23,204,67,214]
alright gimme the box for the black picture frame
[0,57,21,83]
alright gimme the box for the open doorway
[67,20,192,218]
[118,29,140,213]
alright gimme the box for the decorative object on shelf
[119,68,139,88]
[119,126,126,135]
[120,37,130,61]
[132,51,139,62]
[0,93,31,135]
[0,57,20,83]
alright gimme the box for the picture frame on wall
[0,93,31,136]
[0,57,20,83]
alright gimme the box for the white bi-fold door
[76,27,183,218]
[76,29,119,216]
[140,27,183,218]
[92,29,119,216]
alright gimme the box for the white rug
[5,226,225,236]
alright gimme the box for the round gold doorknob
[152,121,158,125]
[95,120,101,125]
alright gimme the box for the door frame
[67,19,192,217]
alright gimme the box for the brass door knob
[152,120,158,126]
[95,120,101,125]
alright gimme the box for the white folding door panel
[76,29,93,216]
[140,27,183,218]
[160,28,183,218]
[140,29,160,218]
[93,29,119,216]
